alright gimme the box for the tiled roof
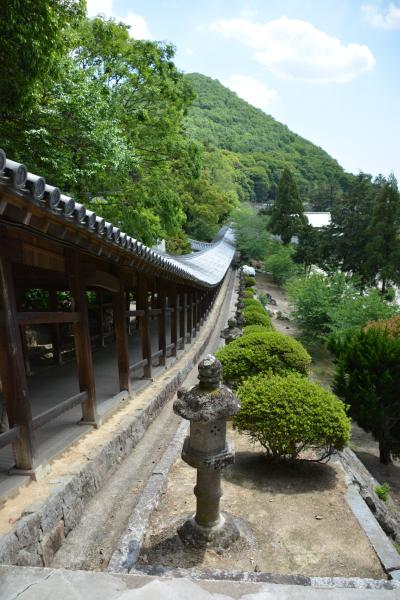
[0,150,235,287]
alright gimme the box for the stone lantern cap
[173,355,240,423]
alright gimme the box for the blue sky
[87,0,400,181]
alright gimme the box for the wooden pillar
[157,285,167,366]
[187,291,193,344]
[0,257,34,469]
[49,290,63,366]
[170,287,179,358]
[66,250,97,423]
[98,290,105,347]
[179,292,187,349]
[113,279,130,393]
[195,291,200,332]
[15,290,32,376]
[137,276,152,378]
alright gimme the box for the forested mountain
[185,73,350,206]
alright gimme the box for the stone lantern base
[178,512,241,550]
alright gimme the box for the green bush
[242,307,271,327]
[243,288,255,298]
[215,330,311,385]
[264,244,298,285]
[234,373,350,461]
[243,324,273,335]
[244,275,256,288]
[286,272,398,345]
[375,482,391,502]
[243,298,264,310]
[257,291,269,305]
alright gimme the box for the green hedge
[243,288,255,298]
[235,373,350,461]
[215,330,311,385]
[243,324,273,335]
[242,307,271,327]
[243,298,265,310]
[244,275,256,288]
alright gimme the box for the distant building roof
[305,212,331,228]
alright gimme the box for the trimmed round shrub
[243,324,273,335]
[215,330,311,385]
[235,373,350,462]
[244,275,256,288]
[243,288,255,298]
[242,307,271,327]
[243,298,264,310]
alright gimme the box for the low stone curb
[123,564,400,591]
[339,447,400,579]
[0,268,235,567]
[108,420,189,573]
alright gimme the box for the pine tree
[293,222,320,274]
[365,176,400,294]
[268,168,306,244]
[325,173,375,280]
[334,328,400,464]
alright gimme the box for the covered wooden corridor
[0,149,235,488]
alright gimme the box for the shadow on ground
[223,450,338,494]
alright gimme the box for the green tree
[268,168,306,244]
[324,173,375,279]
[0,0,85,114]
[232,205,271,261]
[293,223,321,273]
[264,244,298,284]
[286,272,397,345]
[365,176,400,294]
[333,328,400,464]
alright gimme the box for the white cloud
[118,13,151,39]
[222,74,278,112]
[212,17,375,83]
[87,0,113,18]
[86,0,151,39]
[362,3,400,29]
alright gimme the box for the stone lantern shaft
[173,354,241,549]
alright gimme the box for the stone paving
[1,566,400,599]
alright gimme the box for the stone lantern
[236,298,245,310]
[221,317,242,344]
[173,355,241,548]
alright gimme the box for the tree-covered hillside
[185,73,350,205]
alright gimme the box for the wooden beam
[16,311,80,325]
[85,269,120,293]
[113,278,131,393]
[136,276,152,378]
[66,249,97,423]
[0,257,34,469]
[32,391,87,430]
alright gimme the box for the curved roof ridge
[0,150,235,288]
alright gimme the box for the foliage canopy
[235,373,350,462]
[215,330,311,386]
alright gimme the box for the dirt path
[256,272,400,508]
